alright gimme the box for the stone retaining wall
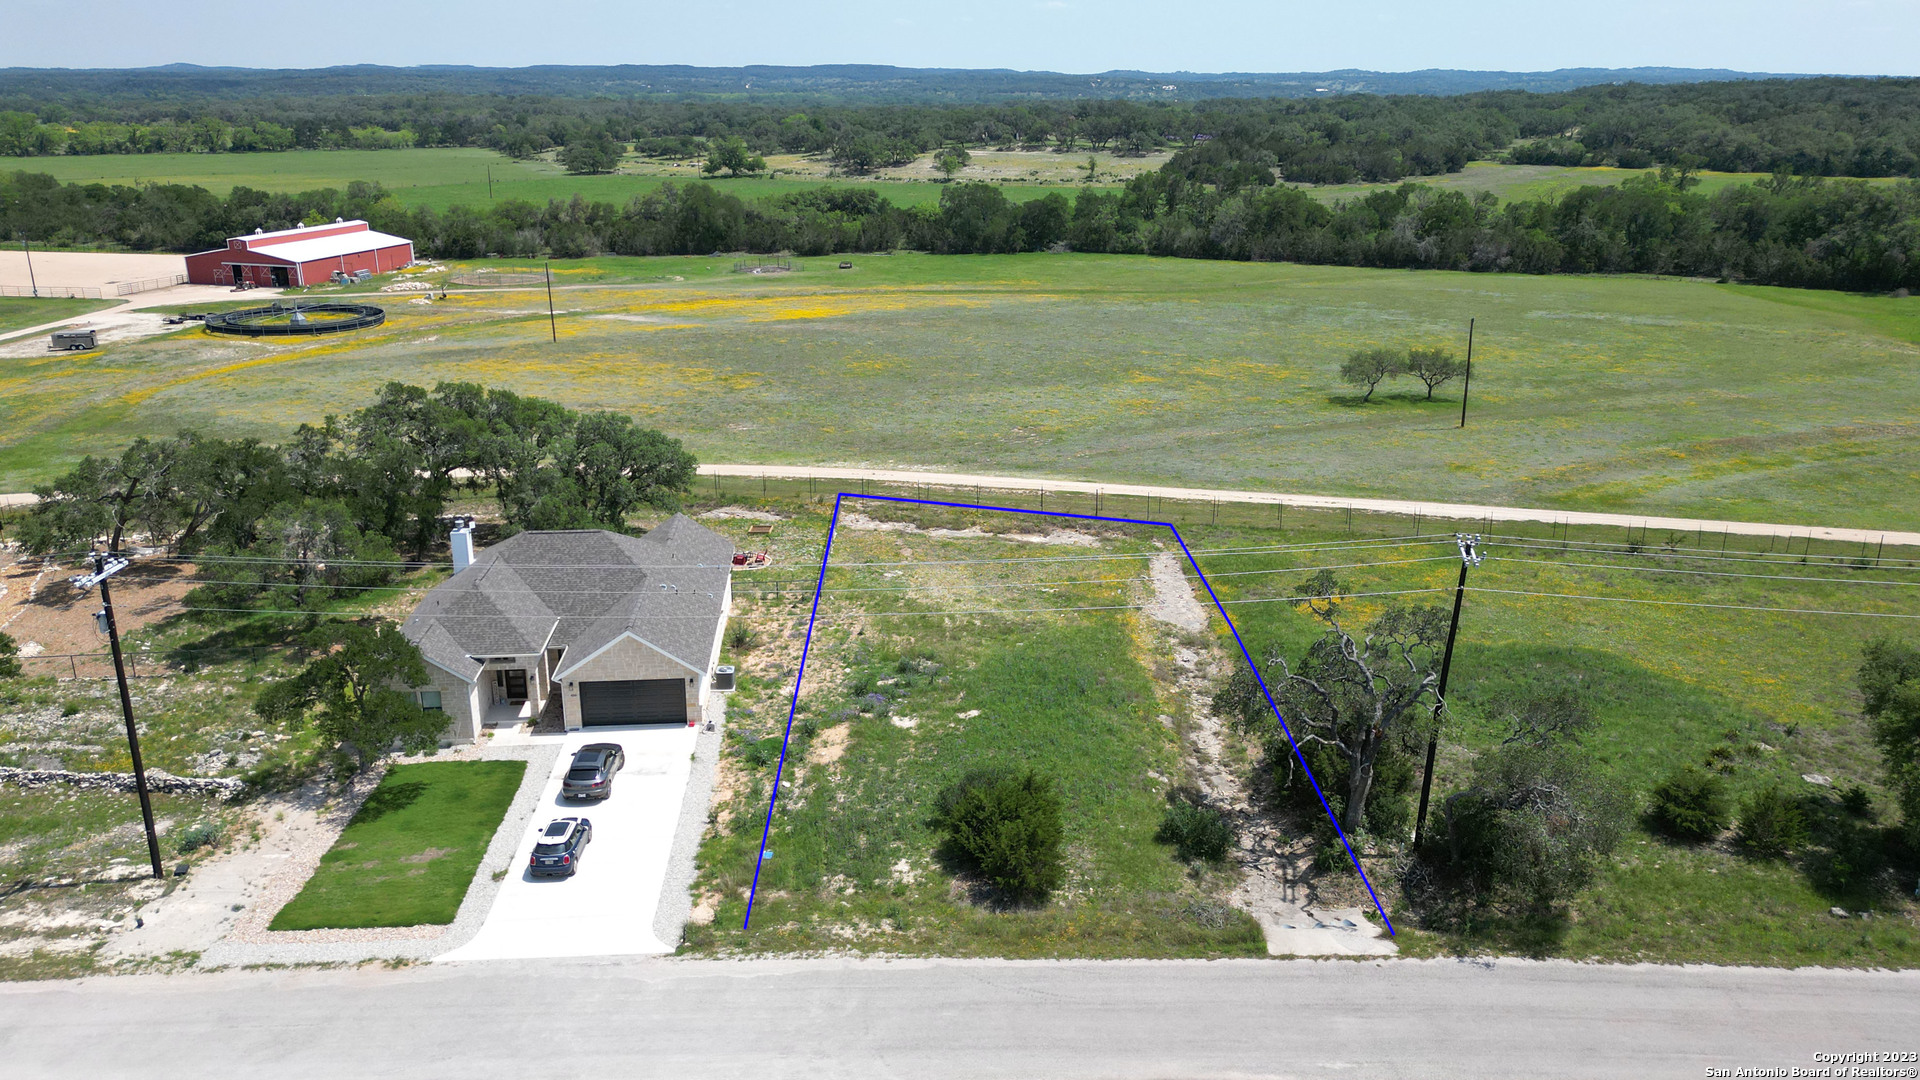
[0,765,246,801]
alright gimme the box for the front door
[503,669,529,704]
[226,264,244,285]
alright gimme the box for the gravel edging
[200,740,563,968]
[654,697,725,949]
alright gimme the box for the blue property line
[743,492,1395,935]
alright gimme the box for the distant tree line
[11,382,698,612]
[6,78,1920,181]
[8,164,1919,292]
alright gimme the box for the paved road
[1,956,1912,1079]
[701,464,1920,548]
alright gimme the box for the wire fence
[0,284,103,299]
[698,471,1920,569]
[113,274,186,296]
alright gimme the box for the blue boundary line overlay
[743,492,1395,935]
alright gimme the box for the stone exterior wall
[416,662,482,744]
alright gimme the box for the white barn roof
[251,228,413,264]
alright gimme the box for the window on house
[417,690,443,711]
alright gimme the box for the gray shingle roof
[401,515,733,684]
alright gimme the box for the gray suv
[561,743,625,800]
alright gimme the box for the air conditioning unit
[712,665,736,692]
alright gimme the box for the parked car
[561,743,625,801]
[529,817,592,878]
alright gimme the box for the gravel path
[696,463,1920,547]
[652,696,725,949]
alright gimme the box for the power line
[113,555,1463,597]
[1486,534,1920,571]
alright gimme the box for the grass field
[269,760,525,931]
[688,513,1266,957]
[691,489,1918,965]
[9,147,1862,218]
[0,297,119,336]
[0,147,1106,213]
[6,253,1917,531]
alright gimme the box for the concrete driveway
[436,727,698,962]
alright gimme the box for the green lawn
[0,296,120,336]
[269,760,525,930]
[7,253,1918,532]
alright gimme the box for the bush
[175,821,222,854]
[1841,785,1874,818]
[1422,743,1627,914]
[725,622,758,651]
[930,768,1065,902]
[1649,766,1731,841]
[1155,799,1235,864]
[1734,786,1808,858]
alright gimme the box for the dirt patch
[805,723,850,765]
[1143,552,1209,632]
[0,548,200,660]
[839,511,1100,547]
[698,506,786,522]
[400,847,457,864]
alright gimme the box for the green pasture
[0,296,119,335]
[11,148,1857,217]
[689,519,1265,957]
[692,490,1916,965]
[269,760,525,930]
[7,253,1918,532]
[0,147,1091,212]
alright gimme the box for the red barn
[185,219,415,288]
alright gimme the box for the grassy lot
[5,253,1918,531]
[1183,513,1919,966]
[1293,161,1907,206]
[688,511,1264,957]
[0,296,120,336]
[14,148,1879,214]
[682,489,1918,964]
[0,147,1104,213]
[269,760,525,930]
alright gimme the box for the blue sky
[5,0,1913,74]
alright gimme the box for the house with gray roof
[400,515,735,741]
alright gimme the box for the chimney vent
[451,517,476,572]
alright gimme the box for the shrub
[1734,786,1808,858]
[1841,785,1874,818]
[857,692,890,715]
[0,630,19,680]
[1423,743,1627,913]
[1649,766,1731,841]
[175,821,222,854]
[1155,799,1236,864]
[930,768,1065,902]
[725,623,758,651]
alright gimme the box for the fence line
[114,274,186,296]
[0,284,104,299]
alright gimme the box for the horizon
[4,0,1914,76]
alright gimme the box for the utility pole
[487,165,493,201]
[1457,317,1475,428]
[545,260,557,343]
[70,553,164,880]
[1412,533,1483,852]
[23,236,39,298]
